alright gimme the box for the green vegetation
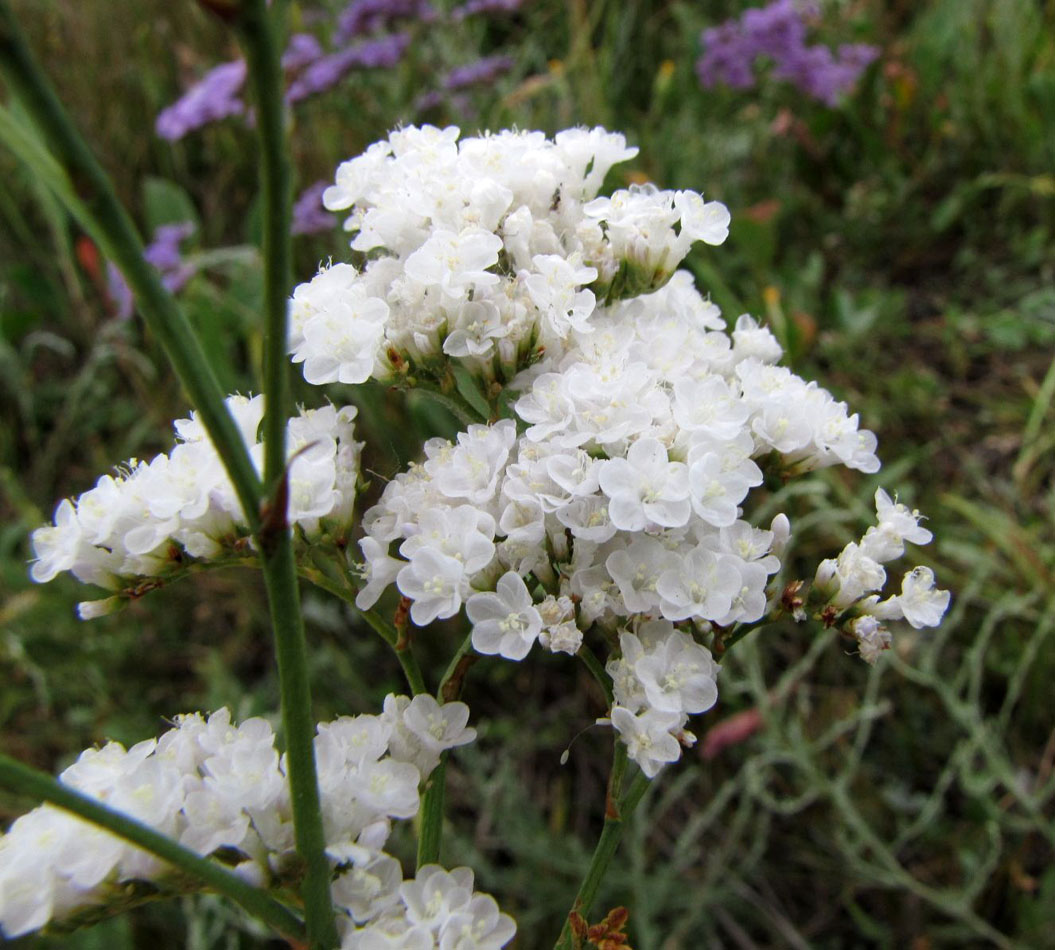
[1,0,1053,946]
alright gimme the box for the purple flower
[415,90,446,112]
[291,182,337,236]
[282,33,325,71]
[107,222,197,318]
[286,33,410,103]
[106,262,134,321]
[156,60,247,141]
[696,0,877,105]
[335,0,436,45]
[450,0,523,20]
[444,54,514,90]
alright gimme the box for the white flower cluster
[289,125,730,387]
[336,861,515,950]
[605,619,720,777]
[814,488,950,663]
[29,395,362,609]
[327,126,944,775]
[0,697,497,945]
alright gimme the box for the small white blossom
[466,572,543,661]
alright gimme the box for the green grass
[2,0,1054,946]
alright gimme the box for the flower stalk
[0,0,264,533]
[0,753,306,942]
[553,752,650,950]
[232,2,336,946]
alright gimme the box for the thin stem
[438,630,476,702]
[260,537,338,950]
[416,753,448,869]
[297,566,429,697]
[414,630,478,870]
[235,0,291,492]
[721,616,772,652]
[553,751,651,949]
[232,3,335,945]
[413,385,486,427]
[577,644,614,707]
[0,1,263,533]
[0,753,305,941]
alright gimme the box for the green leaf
[452,364,492,420]
[142,176,199,234]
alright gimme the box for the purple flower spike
[156,60,248,141]
[444,54,514,90]
[696,0,877,105]
[286,33,411,103]
[282,33,325,71]
[106,262,134,322]
[450,0,523,21]
[143,223,195,273]
[291,182,337,236]
[107,222,197,317]
[335,0,436,45]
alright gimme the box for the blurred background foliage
[1,0,1054,947]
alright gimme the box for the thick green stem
[235,0,291,491]
[0,1,263,532]
[553,752,651,949]
[416,753,448,868]
[414,630,478,869]
[0,753,305,941]
[232,3,336,945]
[261,537,338,949]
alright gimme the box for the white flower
[851,615,892,665]
[598,438,690,531]
[356,537,405,611]
[687,451,753,528]
[523,254,598,338]
[404,228,503,300]
[655,547,741,622]
[605,537,679,615]
[397,548,469,626]
[673,190,730,245]
[539,620,584,655]
[439,893,518,950]
[332,852,404,923]
[609,706,684,777]
[394,695,477,776]
[898,566,950,629]
[401,865,474,931]
[466,572,543,661]
[860,488,933,562]
[631,627,720,714]
[290,265,389,385]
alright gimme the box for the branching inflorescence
[17,125,949,944]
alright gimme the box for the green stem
[0,1,263,533]
[721,615,772,653]
[413,385,485,427]
[0,753,305,941]
[260,537,338,950]
[366,602,429,697]
[415,630,478,870]
[232,3,336,945]
[297,566,429,697]
[438,630,476,702]
[234,0,291,491]
[553,752,651,949]
[416,753,448,868]
[576,644,613,707]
